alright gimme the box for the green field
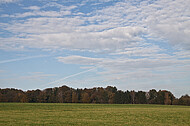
[0,103,190,126]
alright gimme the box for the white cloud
[174,50,190,59]
[23,6,41,11]
[0,55,49,64]
[19,73,56,80]
[0,0,18,4]
[142,0,190,49]
[113,45,163,57]
[87,0,190,50]
[1,22,145,51]
[42,2,77,10]
[1,0,189,52]
[2,10,71,18]
[0,0,190,61]
[57,55,103,65]
[57,55,190,73]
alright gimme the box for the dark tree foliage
[177,95,190,106]
[148,89,157,104]
[0,88,27,102]
[0,86,189,106]
[26,89,41,103]
[135,91,147,104]
[155,90,165,104]
[114,90,130,104]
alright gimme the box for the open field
[0,103,190,126]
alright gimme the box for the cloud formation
[1,0,189,51]
[0,0,18,4]
[57,54,190,74]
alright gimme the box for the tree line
[0,85,189,105]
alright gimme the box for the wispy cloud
[1,0,189,51]
[42,66,98,88]
[23,6,41,11]
[0,0,18,4]
[0,55,49,64]
[56,55,190,83]
[19,72,56,80]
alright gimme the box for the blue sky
[0,0,190,97]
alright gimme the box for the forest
[0,85,189,106]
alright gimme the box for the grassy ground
[0,103,190,126]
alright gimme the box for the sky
[0,0,190,98]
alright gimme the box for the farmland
[0,103,190,126]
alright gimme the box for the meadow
[0,103,190,126]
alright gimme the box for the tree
[130,91,135,104]
[107,92,115,104]
[178,95,190,106]
[105,86,117,93]
[169,92,175,105]
[105,86,117,104]
[114,90,125,104]
[56,85,71,103]
[26,89,41,103]
[15,92,28,103]
[124,91,131,104]
[65,90,72,103]
[155,90,165,104]
[1,85,190,106]
[72,91,78,103]
[96,87,108,103]
[81,92,90,103]
[148,89,157,104]
[135,91,147,104]
[0,91,2,102]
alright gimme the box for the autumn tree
[26,89,41,103]
[105,86,117,104]
[64,90,72,103]
[0,91,2,102]
[178,95,190,106]
[81,92,90,103]
[72,91,78,103]
[56,85,70,103]
[1,85,189,106]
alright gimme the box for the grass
[0,103,190,126]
